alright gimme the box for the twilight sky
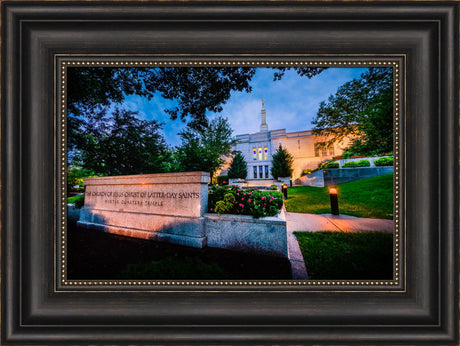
[121,67,368,147]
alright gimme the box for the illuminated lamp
[282,184,288,199]
[329,186,339,215]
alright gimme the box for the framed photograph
[65,63,395,283]
[2,1,458,345]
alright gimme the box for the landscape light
[282,184,288,199]
[329,186,339,215]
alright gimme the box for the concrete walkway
[283,212,394,280]
[285,212,394,233]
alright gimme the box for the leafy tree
[273,67,328,81]
[67,67,256,133]
[312,67,393,155]
[228,151,248,179]
[67,166,95,193]
[67,66,327,174]
[71,108,171,176]
[174,116,235,178]
[271,144,294,179]
[67,66,327,140]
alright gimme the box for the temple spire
[260,99,268,132]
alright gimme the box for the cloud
[217,67,368,136]
[114,67,370,146]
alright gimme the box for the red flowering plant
[208,185,283,219]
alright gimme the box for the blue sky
[122,67,368,147]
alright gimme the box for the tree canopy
[67,67,256,132]
[174,116,235,178]
[67,66,326,132]
[70,108,171,176]
[271,144,294,179]
[67,66,327,177]
[311,67,393,155]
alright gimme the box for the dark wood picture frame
[2,1,458,345]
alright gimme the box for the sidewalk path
[285,212,394,233]
[284,212,394,280]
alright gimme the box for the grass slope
[67,195,82,204]
[294,231,393,279]
[285,173,393,219]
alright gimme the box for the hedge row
[374,157,394,166]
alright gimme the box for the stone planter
[204,213,288,258]
[277,177,291,185]
[228,178,247,188]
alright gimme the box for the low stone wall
[245,179,276,187]
[295,170,325,187]
[296,166,393,187]
[277,177,291,185]
[323,166,393,186]
[228,178,247,188]
[204,213,288,258]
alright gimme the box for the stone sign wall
[75,170,288,257]
[77,172,210,248]
[83,173,208,217]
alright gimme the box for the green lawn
[285,173,393,219]
[294,231,393,280]
[67,195,82,204]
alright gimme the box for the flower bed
[208,185,283,219]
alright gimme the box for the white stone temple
[220,101,351,185]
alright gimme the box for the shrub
[208,185,283,218]
[340,151,353,159]
[208,184,238,212]
[215,193,235,214]
[216,175,228,185]
[74,194,85,209]
[324,162,339,169]
[374,157,394,166]
[318,161,328,169]
[67,167,95,193]
[68,194,85,209]
[357,160,371,167]
[301,168,313,176]
[343,161,358,168]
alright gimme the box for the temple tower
[260,99,268,132]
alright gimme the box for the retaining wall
[204,213,288,258]
[323,166,394,186]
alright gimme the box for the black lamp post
[282,184,288,199]
[329,186,339,215]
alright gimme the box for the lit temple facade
[222,102,352,184]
